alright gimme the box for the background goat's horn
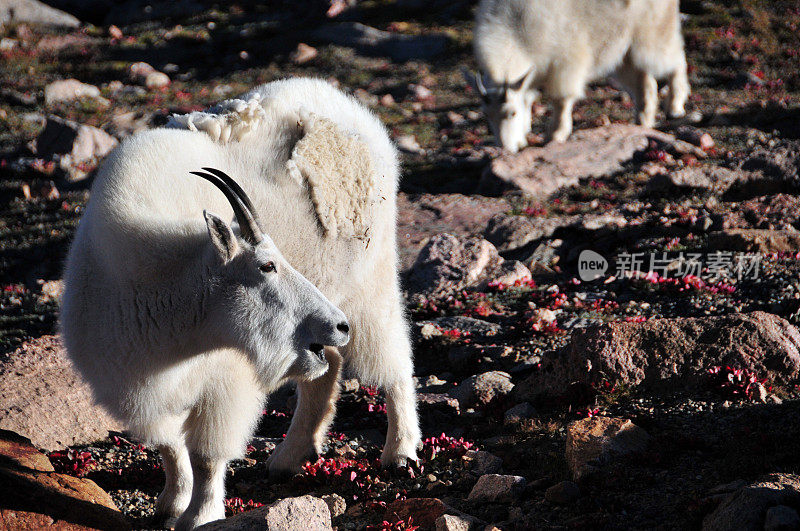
[190,169,262,245]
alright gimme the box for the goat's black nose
[337,322,350,334]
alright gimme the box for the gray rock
[545,481,581,505]
[708,229,800,253]
[484,213,577,252]
[310,22,448,61]
[31,115,118,181]
[435,513,482,531]
[417,393,460,415]
[406,234,503,300]
[44,79,108,107]
[417,316,502,340]
[448,344,512,370]
[450,371,514,408]
[765,505,800,531]
[0,0,80,28]
[467,474,526,502]
[482,124,686,198]
[396,193,510,271]
[199,495,332,530]
[703,474,800,531]
[322,493,346,518]
[465,450,502,475]
[648,166,741,193]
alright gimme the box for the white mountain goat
[465,0,691,151]
[60,78,421,529]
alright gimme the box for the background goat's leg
[342,281,421,467]
[667,57,690,118]
[268,347,343,476]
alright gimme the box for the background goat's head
[464,68,537,153]
[192,168,350,386]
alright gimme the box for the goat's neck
[128,234,225,359]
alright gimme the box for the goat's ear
[509,67,536,92]
[204,210,238,263]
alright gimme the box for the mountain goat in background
[61,78,420,529]
[466,0,690,151]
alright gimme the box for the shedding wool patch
[166,96,266,143]
[287,113,375,239]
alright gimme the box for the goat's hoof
[151,514,179,530]
[380,451,419,470]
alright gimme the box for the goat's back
[475,0,682,84]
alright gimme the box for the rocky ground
[2,0,800,529]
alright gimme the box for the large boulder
[703,474,800,531]
[199,495,332,530]
[483,213,578,253]
[482,125,701,198]
[396,193,510,271]
[406,233,530,301]
[0,336,123,451]
[518,312,800,398]
[708,229,800,253]
[0,0,80,28]
[0,429,130,530]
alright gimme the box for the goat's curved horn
[200,167,262,227]
[189,170,262,245]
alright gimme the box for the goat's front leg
[550,96,576,143]
[268,347,343,477]
[381,375,421,467]
[174,454,227,531]
[154,443,193,525]
[666,60,690,119]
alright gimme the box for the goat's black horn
[189,170,262,245]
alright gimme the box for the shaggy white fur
[288,112,376,239]
[167,95,267,143]
[468,0,690,151]
[61,78,420,530]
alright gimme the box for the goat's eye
[259,262,276,274]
